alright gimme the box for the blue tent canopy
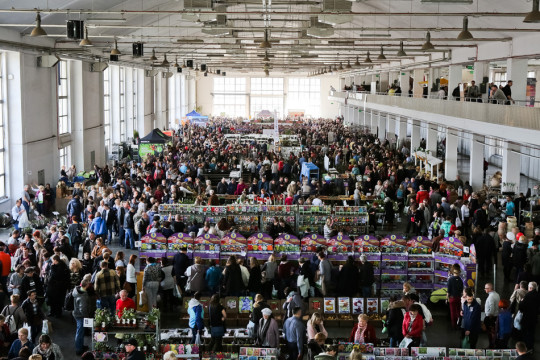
[186,110,209,126]
[300,162,319,181]
[186,110,201,117]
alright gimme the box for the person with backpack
[446,265,464,330]
[72,278,91,355]
[67,216,84,259]
[1,295,26,341]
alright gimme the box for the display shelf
[226,205,260,235]
[246,232,274,260]
[274,233,301,260]
[300,233,326,258]
[193,233,221,260]
[259,204,297,233]
[327,234,354,261]
[220,232,247,260]
[297,205,332,234]
[333,206,368,235]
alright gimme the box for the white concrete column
[380,72,390,93]
[445,129,458,180]
[363,109,370,129]
[371,111,379,135]
[387,115,396,140]
[502,141,521,193]
[426,125,438,154]
[371,74,379,94]
[410,120,421,152]
[354,107,360,126]
[397,117,408,146]
[413,69,425,98]
[473,62,488,102]
[506,58,528,104]
[448,65,463,101]
[399,72,410,96]
[389,71,399,88]
[469,134,485,190]
[378,113,386,141]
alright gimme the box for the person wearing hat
[512,234,529,279]
[123,338,144,360]
[257,307,279,348]
[446,264,464,330]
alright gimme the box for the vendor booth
[138,128,172,159]
[185,110,209,127]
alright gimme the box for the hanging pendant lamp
[524,0,540,23]
[364,51,372,63]
[79,27,93,47]
[377,46,386,60]
[421,31,435,51]
[150,49,158,61]
[260,29,272,48]
[111,39,121,55]
[30,12,47,37]
[457,16,473,40]
[397,41,407,57]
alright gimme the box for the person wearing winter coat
[440,217,453,237]
[462,289,482,349]
[184,257,206,295]
[349,314,377,344]
[72,279,91,355]
[32,334,64,360]
[188,292,204,344]
[205,262,222,294]
[496,299,512,349]
[307,333,326,360]
[402,304,424,349]
[89,213,107,241]
[283,288,304,320]
[46,255,70,318]
[257,308,279,347]
[250,294,270,338]
[222,256,244,296]
[513,236,529,278]
[385,298,406,347]
[337,256,359,297]
[247,258,262,298]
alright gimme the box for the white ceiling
[0,0,539,73]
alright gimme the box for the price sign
[134,241,141,248]
[83,318,94,328]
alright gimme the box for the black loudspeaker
[67,20,84,40]
[201,64,207,72]
[216,69,221,75]
[222,72,226,76]
[110,54,119,62]
[204,72,208,77]
[186,60,193,68]
[177,67,182,73]
[132,42,144,57]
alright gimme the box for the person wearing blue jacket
[283,307,306,360]
[205,262,223,294]
[188,292,205,344]
[461,289,481,348]
[90,212,108,241]
[496,299,512,348]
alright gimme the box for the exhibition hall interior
[0,0,539,359]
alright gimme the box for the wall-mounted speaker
[67,20,84,40]
[177,67,183,73]
[132,42,144,57]
[110,54,119,62]
[216,69,221,75]
[186,60,193,68]
[201,64,207,72]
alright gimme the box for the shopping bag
[42,319,49,334]
[22,322,31,335]
[18,211,29,229]
[461,335,470,349]
[271,286,278,299]
[195,332,201,345]
[139,290,148,306]
[399,337,412,348]
[173,285,182,299]
[247,320,256,338]
[514,311,523,330]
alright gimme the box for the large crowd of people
[1,117,538,359]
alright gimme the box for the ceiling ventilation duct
[201,28,232,36]
[421,0,472,3]
[320,1,352,25]
[307,16,335,38]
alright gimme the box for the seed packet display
[338,297,351,314]
[239,296,253,313]
[324,298,336,314]
[352,298,364,314]
[366,298,378,315]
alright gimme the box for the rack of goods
[274,233,301,260]
[166,232,193,262]
[220,232,248,260]
[226,205,261,235]
[434,237,477,291]
[158,204,206,225]
[355,235,381,290]
[193,233,221,260]
[259,204,297,233]
[246,232,274,260]
[203,206,228,227]
[300,233,327,259]
[327,234,354,261]
[406,236,434,290]
[380,235,408,297]
[332,206,369,236]
[139,233,168,270]
[297,205,332,234]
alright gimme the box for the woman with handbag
[208,294,226,351]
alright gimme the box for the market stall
[274,233,301,260]
[327,234,353,261]
[380,235,407,297]
[138,128,172,160]
[166,232,193,262]
[139,233,167,270]
[220,232,248,260]
[297,205,332,234]
[354,235,381,291]
[246,232,273,260]
[300,233,326,258]
[226,204,260,235]
[332,206,369,235]
[260,204,296,234]
[193,233,220,260]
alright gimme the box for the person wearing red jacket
[0,243,11,298]
[116,290,136,318]
[402,304,424,348]
[349,314,378,344]
[415,185,429,205]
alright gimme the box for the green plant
[95,308,113,326]
[133,130,140,139]
[147,308,160,325]
[121,308,136,321]
[94,341,109,352]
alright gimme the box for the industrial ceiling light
[174,56,179,67]
[397,41,407,57]
[161,54,170,67]
[339,62,344,71]
[263,52,269,62]
[377,46,386,60]
[182,60,186,68]
[524,0,540,23]
[354,56,360,67]
[364,51,372,63]
[328,66,333,74]
[324,67,327,74]
[260,29,272,48]
[111,39,121,55]
[195,63,200,71]
[150,49,158,61]
[30,12,47,37]
[457,16,473,40]
[79,27,93,47]
[421,31,435,51]
[333,64,338,72]
[346,60,352,69]
[264,69,270,76]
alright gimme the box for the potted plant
[121,308,137,327]
[94,308,112,331]
[146,308,160,330]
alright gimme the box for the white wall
[320,75,340,118]
[195,75,213,116]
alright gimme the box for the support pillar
[502,141,521,193]
[371,112,379,135]
[445,129,458,181]
[399,72,410,96]
[387,115,396,141]
[397,117,408,147]
[426,125,438,154]
[469,134,485,190]
[389,71,399,88]
[506,58,528,104]
[410,120,421,152]
[371,74,379,94]
[380,72,390,93]
[448,65,463,101]
[473,61,488,102]
[413,69,425,98]
[378,113,386,141]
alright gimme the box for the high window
[288,78,321,117]
[103,67,111,152]
[132,68,138,135]
[213,77,246,117]
[119,67,126,141]
[57,60,70,134]
[59,145,71,171]
[250,78,284,118]
[0,53,6,198]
